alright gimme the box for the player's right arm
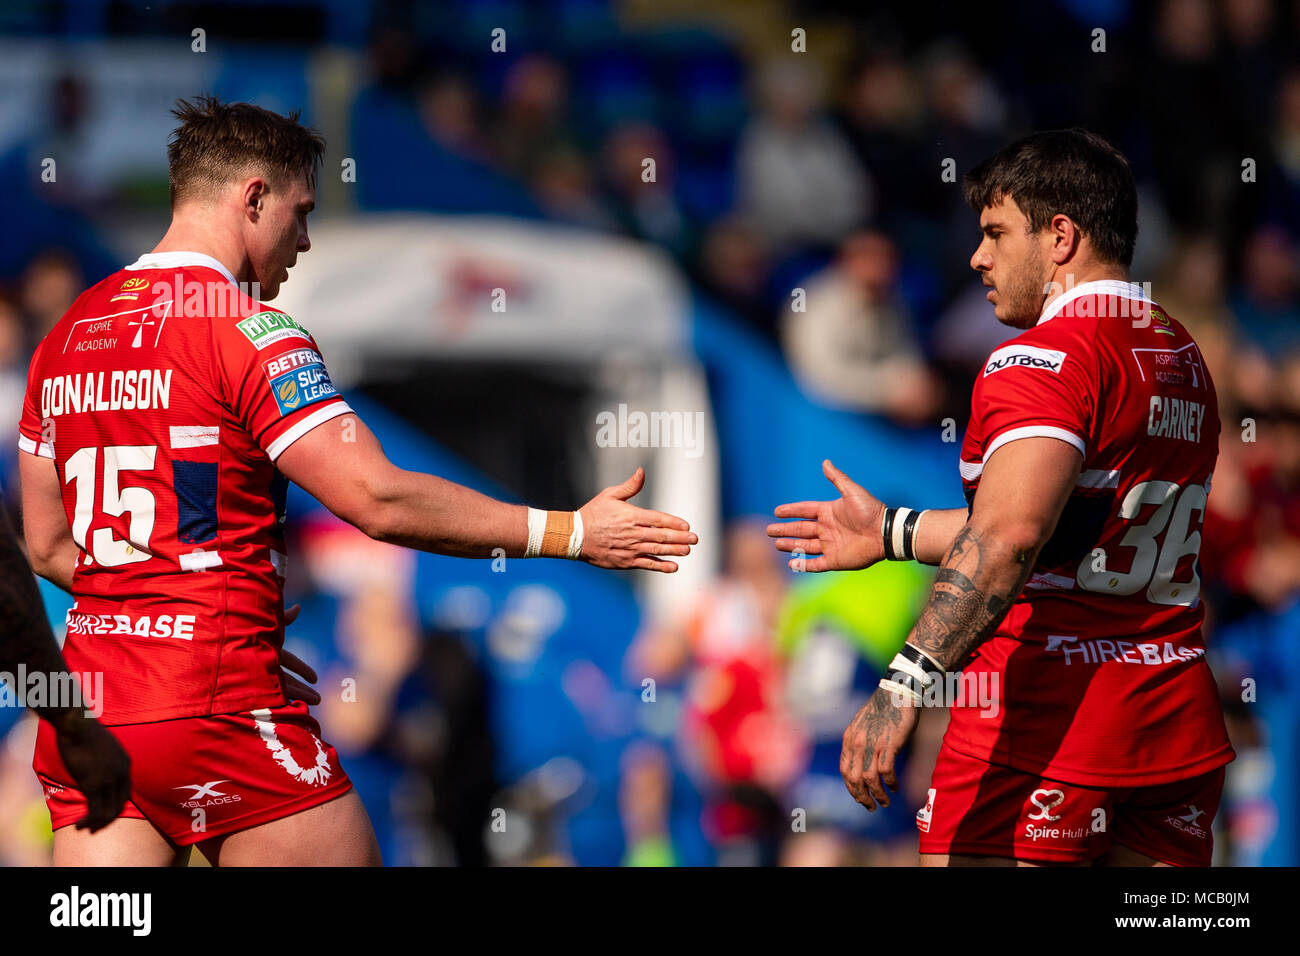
[767,459,965,571]
[276,412,697,572]
[18,451,77,592]
[217,308,695,571]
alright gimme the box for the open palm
[766,460,885,572]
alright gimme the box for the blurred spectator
[737,60,872,253]
[839,52,924,232]
[0,292,26,496]
[20,250,81,340]
[417,72,491,163]
[618,742,677,866]
[1204,400,1300,614]
[1142,0,1243,232]
[529,146,618,231]
[775,561,935,866]
[1230,225,1300,358]
[693,216,775,340]
[782,231,944,426]
[598,122,690,257]
[629,519,806,867]
[1154,235,1243,409]
[492,55,576,182]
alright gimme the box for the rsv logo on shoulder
[984,344,1067,377]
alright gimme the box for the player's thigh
[200,789,381,866]
[918,744,1113,865]
[1103,766,1224,867]
[54,817,191,867]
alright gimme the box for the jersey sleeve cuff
[264,400,353,461]
[985,424,1086,463]
[18,434,54,459]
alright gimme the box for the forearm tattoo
[908,524,1037,671]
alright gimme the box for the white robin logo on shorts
[250,708,332,787]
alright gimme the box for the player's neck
[149,215,249,286]
[1041,262,1131,316]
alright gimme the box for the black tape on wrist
[899,642,946,677]
[882,507,898,561]
[901,508,921,561]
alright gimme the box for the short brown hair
[963,129,1138,267]
[167,95,325,207]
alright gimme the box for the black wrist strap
[900,508,921,561]
[899,642,945,676]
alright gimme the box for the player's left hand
[279,603,321,705]
[578,467,697,572]
[841,686,920,811]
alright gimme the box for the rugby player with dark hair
[770,129,1233,866]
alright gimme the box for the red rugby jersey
[18,251,351,724]
[946,279,1234,786]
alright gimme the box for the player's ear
[1048,213,1077,264]
[242,177,268,220]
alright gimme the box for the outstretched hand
[766,459,886,572]
[579,467,697,572]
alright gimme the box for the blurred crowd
[1,0,1300,865]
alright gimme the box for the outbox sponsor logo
[983,344,1067,377]
[49,886,151,936]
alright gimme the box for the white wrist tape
[891,507,914,563]
[887,651,929,685]
[567,510,584,559]
[525,507,547,558]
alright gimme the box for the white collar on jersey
[1036,278,1153,326]
[124,251,239,288]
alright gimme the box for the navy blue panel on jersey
[174,460,219,544]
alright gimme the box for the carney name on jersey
[18,252,352,725]
[949,280,1234,787]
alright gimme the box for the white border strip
[18,434,54,459]
[125,251,239,288]
[266,401,353,461]
[170,425,220,449]
[1077,468,1120,489]
[985,425,1086,463]
[1037,279,1153,326]
[180,550,223,571]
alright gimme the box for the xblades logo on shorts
[174,780,242,809]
